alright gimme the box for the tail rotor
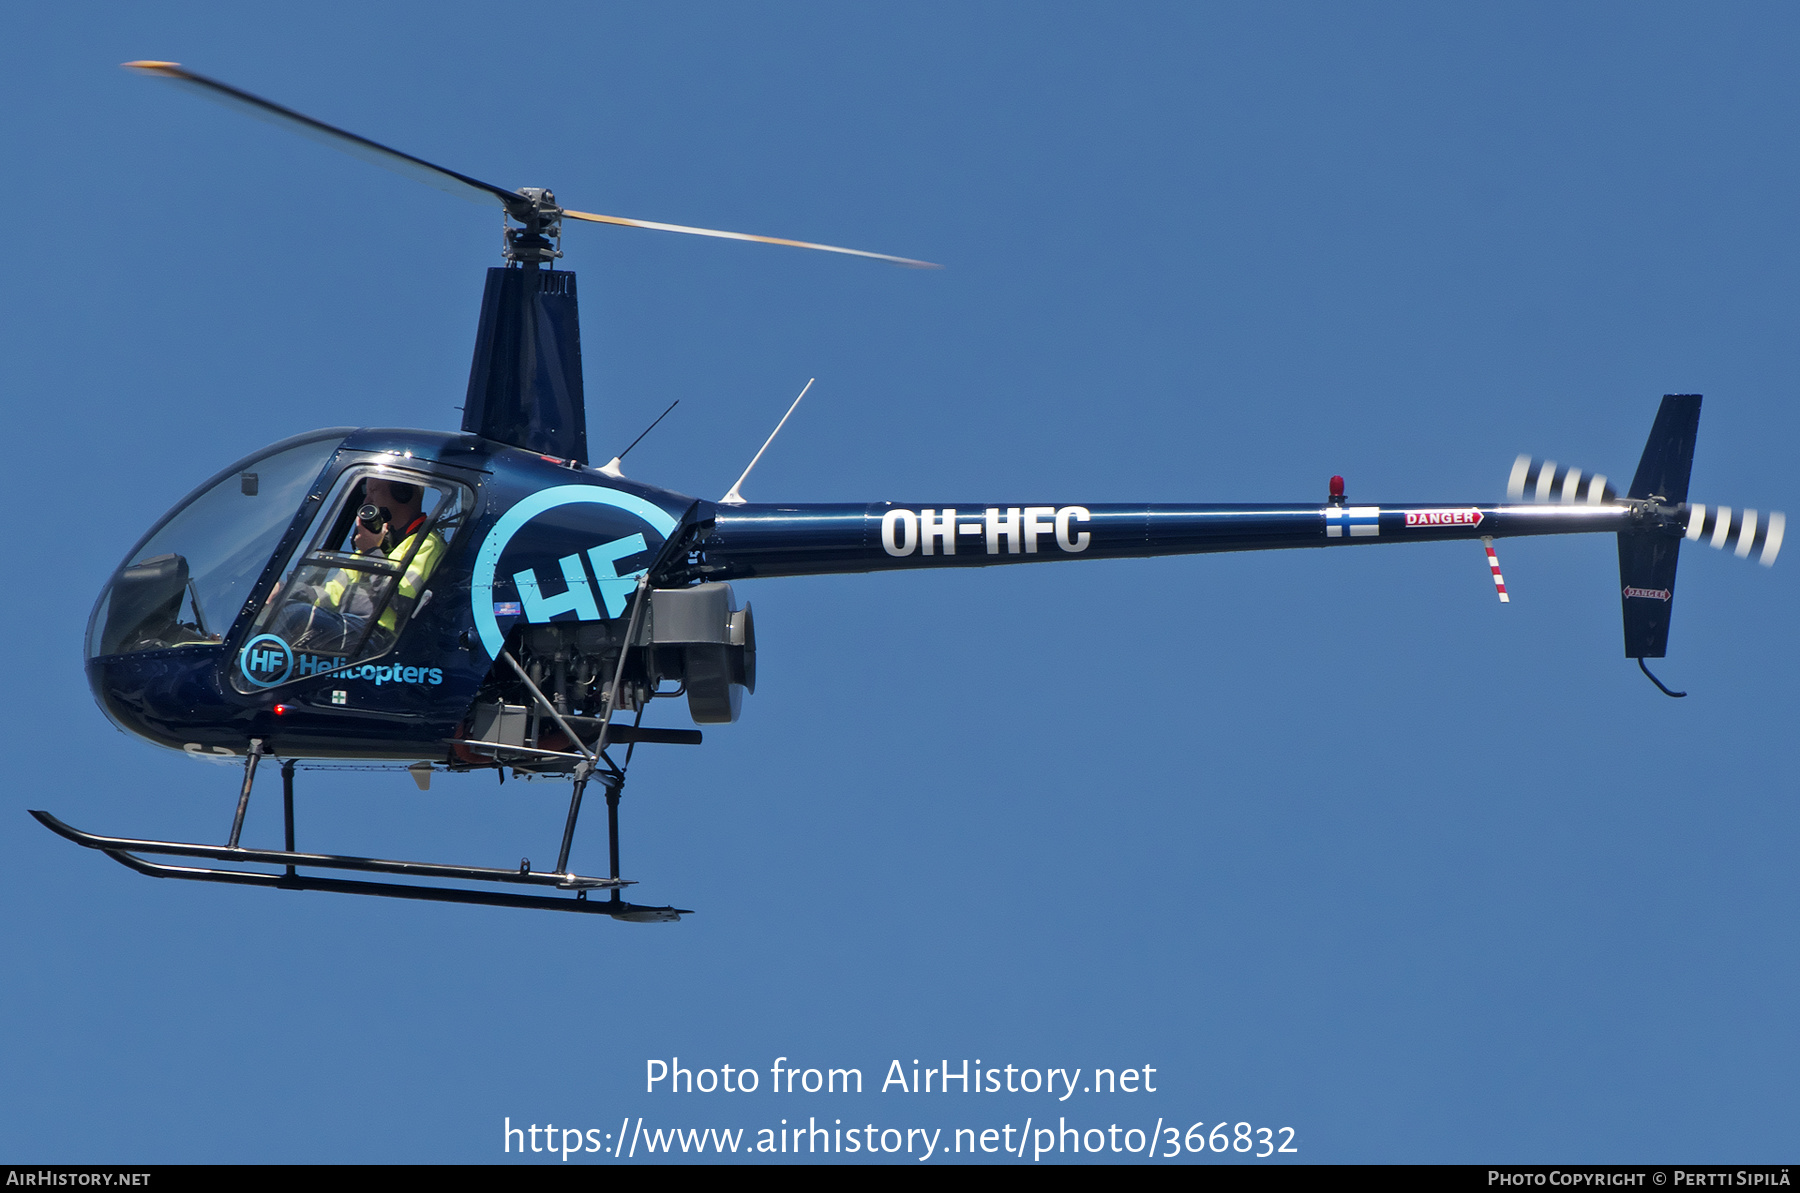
[1508,395,1782,696]
[1684,504,1785,567]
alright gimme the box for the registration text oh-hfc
[881,507,1092,557]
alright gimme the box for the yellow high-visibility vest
[319,529,446,633]
[382,529,446,631]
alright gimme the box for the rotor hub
[503,187,563,264]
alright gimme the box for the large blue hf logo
[238,633,294,688]
[469,485,679,659]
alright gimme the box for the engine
[462,582,754,765]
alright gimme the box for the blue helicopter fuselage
[85,424,1632,762]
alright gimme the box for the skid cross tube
[281,759,296,876]
[606,777,623,882]
[582,575,656,890]
[554,766,591,875]
[227,738,263,849]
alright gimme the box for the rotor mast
[464,188,589,463]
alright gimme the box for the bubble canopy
[87,429,352,658]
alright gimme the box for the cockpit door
[231,463,474,692]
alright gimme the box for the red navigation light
[273,704,289,716]
[1329,475,1345,499]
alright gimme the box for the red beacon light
[1328,475,1346,506]
[272,704,289,717]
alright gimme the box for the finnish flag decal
[1326,506,1381,538]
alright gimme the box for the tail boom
[700,500,1634,579]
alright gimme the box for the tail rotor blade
[1685,504,1785,566]
[1508,455,1614,504]
[1507,454,1531,499]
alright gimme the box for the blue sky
[2,2,1796,1164]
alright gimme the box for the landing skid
[42,581,697,921]
[32,736,689,921]
[30,810,684,919]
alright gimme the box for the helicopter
[38,62,1785,922]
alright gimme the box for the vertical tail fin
[1618,533,1680,658]
[1618,395,1700,659]
[1626,394,1702,504]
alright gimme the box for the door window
[233,464,470,691]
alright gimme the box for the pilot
[273,478,447,653]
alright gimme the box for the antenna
[719,379,815,506]
[598,400,679,478]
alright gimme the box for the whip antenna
[598,400,680,477]
[618,400,680,462]
[720,379,815,506]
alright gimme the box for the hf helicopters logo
[237,634,342,689]
[470,485,681,659]
[237,634,445,689]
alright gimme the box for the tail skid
[1638,658,1687,699]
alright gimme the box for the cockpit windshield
[87,430,351,658]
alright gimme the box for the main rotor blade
[562,208,940,268]
[122,61,520,212]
